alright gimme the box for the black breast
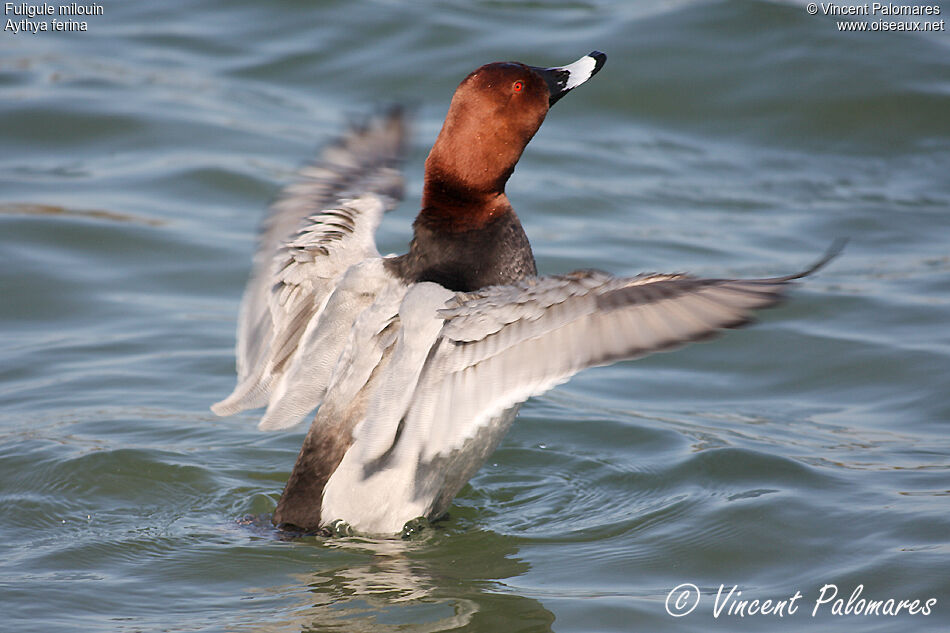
[385,211,537,292]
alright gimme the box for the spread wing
[213,108,409,417]
[357,245,841,464]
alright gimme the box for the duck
[212,51,839,535]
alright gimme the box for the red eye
[512,80,523,93]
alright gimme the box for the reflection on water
[244,527,553,633]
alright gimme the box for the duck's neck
[383,126,537,291]
[385,171,536,292]
[417,168,513,233]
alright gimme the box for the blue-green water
[2,1,949,631]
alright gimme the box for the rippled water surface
[2,1,949,631]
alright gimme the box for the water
[2,1,949,631]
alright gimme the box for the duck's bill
[531,51,607,106]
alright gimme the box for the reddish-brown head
[427,62,549,195]
[421,52,606,230]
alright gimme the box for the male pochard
[213,52,837,534]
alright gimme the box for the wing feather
[255,259,403,430]
[400,246,840,462]
[213,109,409,418]
[355,283,456,463]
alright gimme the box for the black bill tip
[532,51,607,106]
